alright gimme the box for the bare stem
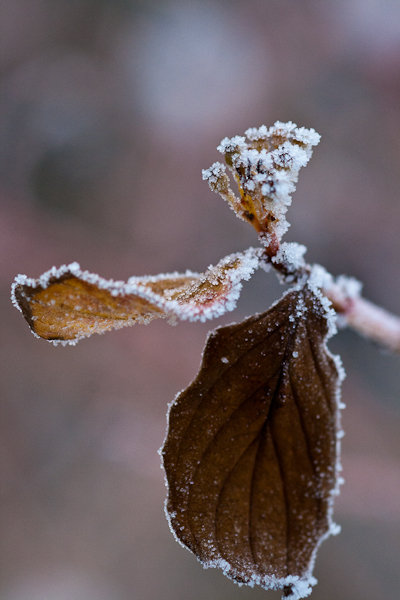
[323,284,400,354]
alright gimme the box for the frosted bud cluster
[203,121,320,247]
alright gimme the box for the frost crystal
[307,265,338,339]
[201,162,227,191]
[308,264,334,291]
[272,242,307,273]
[334,275,363,299]
[217,135,247,154]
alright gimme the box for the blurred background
[1,1,399,599]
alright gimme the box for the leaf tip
[11,277,38,335]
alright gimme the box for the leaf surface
[11,248,262,344]
[162,285,342,599]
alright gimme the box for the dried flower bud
[205,122,321,255]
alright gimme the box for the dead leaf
[162,285,342,599]
[11,248,262,343]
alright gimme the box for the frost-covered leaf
[162,284,343,600]
[203,122,320,249]
[11,248,262,344]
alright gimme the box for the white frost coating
[202,161,225,180]
[245,121,320,148]
[291,126,321,148]
[307,264,334,291]
[13,262,79,291]
[126,269,200,285]
[201,162,228,193]
[52,338,79,347]
[302,283,345,580]
[331,351,346,384]
[272,242,307,273]
[292,290,344,599]
[271,141,309,172]
[244,124,269,140]
[334,275,363,299]
[217,135,247,154]
[283,282,345,593]
[202,554,317,599]
[11,281,24,313]
[307,264,337,339]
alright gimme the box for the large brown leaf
[162,285,343,599]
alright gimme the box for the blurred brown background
[1,1,400,599]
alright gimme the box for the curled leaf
[11,248,263,344]
[162,284,344,599]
